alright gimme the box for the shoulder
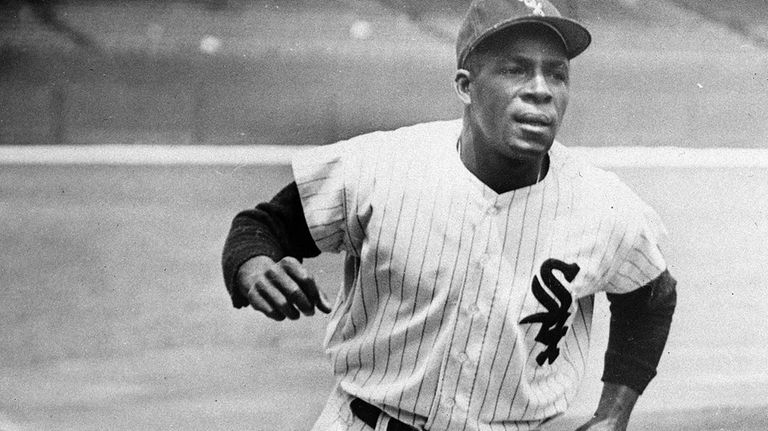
[551,142,656,221]
[552,144,670,291]
[347,118,462,160]
[302,119,461,156]
[292,119,462,193]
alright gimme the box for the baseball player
[222,1,677,430]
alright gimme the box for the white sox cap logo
[518,0,545,16]
[455,0,592,67]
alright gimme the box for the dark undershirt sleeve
[221,182,320,308]
[602,269,677,394]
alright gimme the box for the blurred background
[1,0,767,430]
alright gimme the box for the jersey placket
[432,194,504,429]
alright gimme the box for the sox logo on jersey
[293,120,668,431]
[520,259,580,366]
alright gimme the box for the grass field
[1,162,767,430]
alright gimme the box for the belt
[349,398,419,431]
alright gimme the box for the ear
[454,69,472,106]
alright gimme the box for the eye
[499,62,526,75]
[548,69,569,84]
[501,65,526,76]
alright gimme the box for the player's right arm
[222,182,332,320]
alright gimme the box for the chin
[506,138,552,160]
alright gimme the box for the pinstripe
[351,146,382,374]
[408,181,465,419]
[600,228,631,291]
[584,216,606,288]
[569,313,586,369]
[418,188,472,428]
[373,179,410,388]
[365,152,421,401]
[449,203,496,431]
[532,169,566,419]
[291,121,670,430]
[442,242,479,430]
[463,194,515,430]
[311,218,345,229]
[577,297,593,348]
[594,222,623,287]
[338,159,361,377]
[312,204,345,212]
[613,271,643,288]
[569,211,592,361]
[510,179,550,419]
[438,190,480,430]
[553,181,589,388]
[625,254,660,280]
[314,230,345,243]
[297,175,332,186]
[299,191,322,200]
[526,171,566,420]
[635,243,665,274]
[354,153,395,385]
[487,186,532,420]
[388,172,441,406]
[378,178,421,389]
[632,238,663,264]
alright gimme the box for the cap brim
[458,16,591,68]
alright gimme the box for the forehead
[472,23,569,65]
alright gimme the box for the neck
[458,127,548,194]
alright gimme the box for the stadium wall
[1,1,766,148]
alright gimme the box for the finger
[265,266,315,316]
[316,287,333,314]
[281,258,333,314]
[572,418,598,431]
[246,287,285,321]
[255,276,301,320]
[236,262,286,320]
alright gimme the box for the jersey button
[485,206,499,216]
[467,303,481,316]
[443,397,455,408]
[456,352,469,363]
[477,254,491,267]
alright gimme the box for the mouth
[514,112,553,128]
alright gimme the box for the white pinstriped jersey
[293,119,668,430]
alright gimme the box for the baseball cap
[456,0,591,69]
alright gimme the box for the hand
[574,383,637,431]
[236,255,332,320]
[574,415,627,431]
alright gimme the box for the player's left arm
[576,269,677,431]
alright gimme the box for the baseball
[199,35,221,54]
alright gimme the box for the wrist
[593,383,639,425]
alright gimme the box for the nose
[521,71,552,104]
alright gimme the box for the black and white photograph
[1,0,767,429]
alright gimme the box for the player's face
[465,26,570,161]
